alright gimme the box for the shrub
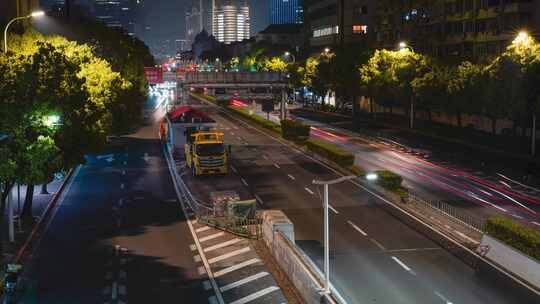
[281,119,310,142]
[306,139,354,167]
[486,216,540,261]
[227,105,281,134]
[350,165,365,176]
[375,170,403,191]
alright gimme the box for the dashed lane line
[204,238,243,253]
[274,163,281,169]
[329,205,339,214]
[262,155,269,160]
[228,286,280,304]
[213,258,260,278]
[120,183,125,190]
[208,247,251,264]
[370,238,386,250]
[231,166,238,174]
[196,226,211,233]
[304,187,314,195]
[220,272,270,292]
[347,220,368,236]
[391,256,415,275]
[241,178,249,187]
[254,194,264,206]
[287,174,296,180]
[199,232,225,243]
[434,290,453,304]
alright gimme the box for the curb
[0,167,78,296]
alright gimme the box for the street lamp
[284,51,296,63]
[313,175,356,295]
[398,41,414,52]
[4,11,45,53]
[366,172,378,181]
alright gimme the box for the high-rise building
[306,0,374,48]
[93,0,136,36]
[186,4,203,49]
[270,0,303,25]
[213,0,250,44]
[375,1,540,59]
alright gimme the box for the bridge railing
[184,71,286,84]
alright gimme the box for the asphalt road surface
[15,98,210,303]
[191,95,539,304]
[249,102,540,228]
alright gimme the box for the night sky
[41,0,269,50]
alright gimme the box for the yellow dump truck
[185,130,228,176]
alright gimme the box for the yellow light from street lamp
[30,11,45,18]
[324,47,330,53]
[399,41,407,49]
[284,51,290,56]
[513,31,530,45]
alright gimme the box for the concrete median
[261,210,338,304]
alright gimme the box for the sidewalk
[1,179,63,270]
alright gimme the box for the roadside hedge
[486,216,540,261]
[227,105,281,134]
[281,119,310,142]
[375,170,403,191]
[306,139,354,167]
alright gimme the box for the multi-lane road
[193,95,539,304]
[15,100,211,303]
[247,102,540,228]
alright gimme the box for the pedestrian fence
[171,155,262,239]
[408,192,486,233]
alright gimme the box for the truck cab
[185,130,228,176]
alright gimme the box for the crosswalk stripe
[229,286,280,304]
[204,238,243,253]
[213,258,260,278]
[220,272,270,292]
[196,226,211,233]
[208,247,250,264]
[199,232,225,243]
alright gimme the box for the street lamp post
[3,11,45,53]
[398,41,416,129]
[312,175,356,295]
[284,52,297,106]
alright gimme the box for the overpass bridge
[181,71,287,89]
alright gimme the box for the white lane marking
[122,170,126,175]
[499,181,511,188]
[512,214,524,219]
[229,286,280,304]
[204,238,243,253]
[347,220,368,236]
[287,174,296,180]
[120,183,125,190]
[237,136,243,141]
[254,194,264,206]
[196,226,211,233]
[123,161,127,165]
[231,132,235,136]
[199,232,225,243]
[231,166,238,173]
[193,255,201,262]
[468,193,508,212]
[391,256,414,274]
[370,238,386,250]
[220,272,270,292]
[213,258,260,277]
[434,290,453,304]
[208,247,251,264]
[274,163,281,169]
[328,205,339,214]
[198,266,207,275]
[304,187,314,195]
[165,146,225,304]
[262,155,269,160]
[241,178,249,186]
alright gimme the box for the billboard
[144,67,163,84]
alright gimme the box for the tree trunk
[21,184,34,220]
[41,183,49,195]
[0,181,14,256]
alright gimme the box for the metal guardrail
[184,71,286,84]
[171,153,262,239]
[408,192,486,233]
